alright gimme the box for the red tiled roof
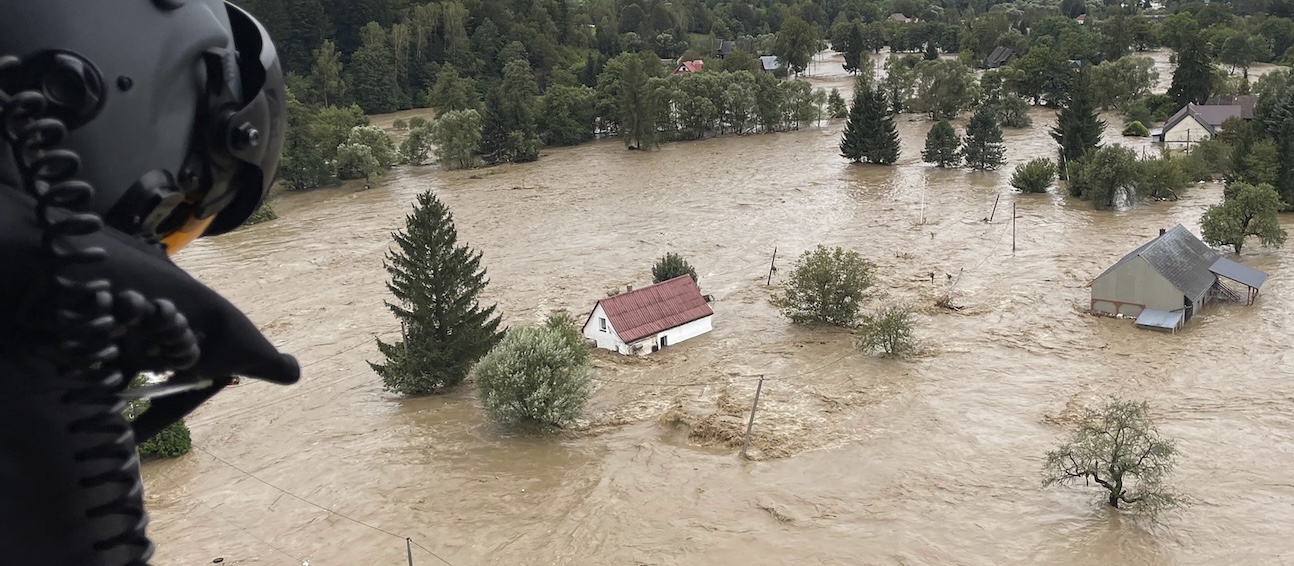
[592,275,712,344]
[674,60,704,74]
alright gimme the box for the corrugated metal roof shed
[1097,224,1222,301]
[759,56,781,71]
[1210,257,1268,289]
[594,276,712,344]
[1135,308,1184,331]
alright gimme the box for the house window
[599,317,607,331]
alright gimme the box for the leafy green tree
[392,118,408,130]
[1241,139,1280,187]
[408,116,428,129]
[335,143,383,182]
[310,39,347,107]
[922,120,961,167]
[881,55,920,113]
[1043,399,1187,515]
[827,87,847,118]
[400,125,434,165]
[980,69,1032,128]
[1011,158,1057,193]
[429,109,483,170]
[1169,36,1215,108]
[652,252,698,284]
[1051,67,1105,180]
[776,245,876,327]
[912,58,978,120]
[421,64,482,114]
[961,107,1006,171]
[1089,57,1158,110]
[280,89,333,191]
[348,22,403,114]
[1068,145,1140,208]
[857,305,917,357]
[481,60,542,163]
[347,125,398,169]
[1122,121,1150,136]
[472,313,591,431]
[774,16,818,75]
[721,50,759,73]
[1007,45,1072,106]
[1201,182,1288,253]
[370,191,503,395]
[1136,154,1190,200]
[1221,33,1270,79]
[537,85,597,146]
[1159,13,1200,52]
[840,80,900,165]
[613,53,658,149]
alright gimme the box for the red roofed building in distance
[581,275,713,355]
[673,60,704,75]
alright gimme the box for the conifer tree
[1051,66,1105,180]
[827,88,847,118]
[839,85,870,163]
[922,120,960,167]
[480,60,542,162]
[866,86,902,165]
[1168,36,1214,108]
[961,107,1006,170]
[347,23,402,114]
[370,191,504,395]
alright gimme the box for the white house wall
[1163,116,1212,151]
[630,315,714,356]
[581,304,626,352]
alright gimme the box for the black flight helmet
[0,0,286,255]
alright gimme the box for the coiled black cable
[1,53,202,565]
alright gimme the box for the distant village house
[889,13,916,23]
[1151,95,1257,149]
[582,275,714,355]
[983,46,1020,69]
[758,55,781,73]
[718,40,735,58]
[673,60,704,75]
[1090,225,1268,332]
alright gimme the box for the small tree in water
[827,88,848,119]
[473,312,592,431]
[400,125,434,165]
[369,191,504,395]
[1200,182,1288,253]
[1043,399,1187,516]
[961,106,1006,171]
[857,305,917,357]
[922,120,961,167]
[1010,158,1057,193]
[652,252,698,284]
[776,245,876,327]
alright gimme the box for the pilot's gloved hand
[0,185,299,386]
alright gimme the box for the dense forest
[241,0,1294,209]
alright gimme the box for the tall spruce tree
[480,60,542,163]
[840,84,871,162]
[866,86,901,165]
[922,120,961,167]
[843,24,865,74]
[961,107,1006,170]
[1168,36,1214,108]
[1050,67,1105,180]
[370,191,504,395]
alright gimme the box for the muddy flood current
[141,51,1294,565]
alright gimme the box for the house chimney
[626,284,633,292]
[1159,228,1166,236]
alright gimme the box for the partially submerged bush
[776,245,875,327]
[473,314,592,431]
[857,305,917,357]
[1122,121,1150,137]
[652,252,698,284]
[243,200,277,226]
[1010,157,1057,193]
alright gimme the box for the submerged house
[1090,225,1268,332]
[758,55,781,73]
[581,275,714,355]
[983,46,1021,69]
[1151,102,1247,148]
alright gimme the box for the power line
[193,446,457,566]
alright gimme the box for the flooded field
[142,52,1294,565]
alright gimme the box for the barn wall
[1091,257,1184,316]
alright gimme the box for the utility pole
[988,193,1001,222]
[766,247,778,286]
[1012,202,1017,252]
[406,538,414,566]
[740,376,765,459]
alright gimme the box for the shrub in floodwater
[856,305,917,357]
[123,375,192,459]
[392,118,409,130]
[775,245,875,327]
[472,313,592,431]
[651,252,699,285]
[1010,158,1057,194]
[369,190,503,395]
[400,125,434,165]
[1043,398,1188,518]
[1122,120,1150,137]
[242,200,278,226]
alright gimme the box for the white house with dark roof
[582,275,713,355]
[1090,225,1268,332]
[1152,102,1249,149]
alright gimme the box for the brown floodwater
[141,52,1294,565]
